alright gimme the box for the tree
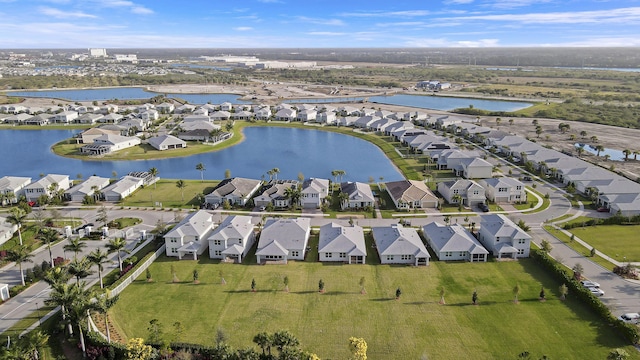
[46,281,76,335]
[513,283,520,303]
[298,172,305,183]
[96,206,109,227]
[271,167,280,181]
[516,219,530,232]
[40,228,59,268]
[272,330,300,354]
[580,130,587,139]
[572,263,584,280]
[193,269,199,283]
[251,278,256,292]
[439,286,446,305]
[595,145,605,157]
[94,290,118,343]
[452,193,463,211]
[63,238,87,260]
[559,284,568,300]
[496,117,501,126]
[348,337,368,360]
[395,287,402,299]
[196,162,206,182]
[540,239,553,253]
[359,276,366,294]
[318,279,325,293]
[147,318,163,343]
[607,348,630,360]
[591,135,598,143]
[7,207,27,246]
[443,215,451,225]
[8,245,33,286]
[106,237,130,271]
[253,332,272,356]
[590,247,596,257]
[43,266,72,286]
[149,167,158,189]
[539,286,546,301]
[508,118,514,126]
[175,179,186,202]
[283,275,289,292]
[472,290,478,305]
[338,191,350,210]
[67,257,94,284]
[87,248,109,288]
[125,338,153,360]
[172,321,185,343]
[224,169,231,179]
[284,186,302,209]
[65,283,94,356]
[25,329,49,360]
[535,127,543,138]
[623,149,631,161]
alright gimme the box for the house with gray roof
[0,215,18,247]
[437,179,485,207]
[340,182,375,210]
[255,217,311,264]
[24,114,52,126]
[457,157,493,179]
[210,111,231,121]
[300,178,330,209]
[0,176,31,205]
[52,111,78,123]
[80,134,141,155]
[318,223,366,264]
[205,177,262,206]
[478,214,531,259]
[24,174,70,202]
[74,113,103,124]
[372,223,430,266]
[208,215,255,263]
[422,222,488,262]
[148,134,187,151]
[164,210,215,260]
[275,108,296,121]
[253,180,298,209]
[101,176,144,201]
[4,113,31,124]
[99,113,123,123]
[479,177,526,204]
[385,180,438,209]
[64,176,110,202]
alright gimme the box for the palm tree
[6,207,27,246]
[284,186,302,209]
[93,290,118,343]
[63,238,87,260]
[623,149,631,161]
[26,329,49,360]
[87,248,109,288]
[271,167,280,181]
[149,167,159,189]
[634,151,639,161]
[580,130,587,139]
[452,194,463,211]
[195,163,206,182]
[43,266,71,286]
[40,228,59,268]
[336,170,346,183]
[253,332,273,356]
[106,237,129,271]
[595,145,605,157]
[66,283,95,357]
[67,257,94,284]
[46,282,77,335]
[7,245,33,286]
[337,191,350,210]
[176,180,186,202]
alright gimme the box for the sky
[1,0,639,48]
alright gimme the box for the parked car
[478,203,489,212]
[588,287,605,297]
[580,280,600,288]
[597,207,609,213]
[259,206,266,211]
[522,176,533,181]
[619,313,640,324]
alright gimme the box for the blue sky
[1,0,639,48]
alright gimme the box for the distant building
[114,54,138,63]
[89,48,108,57]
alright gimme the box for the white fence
[110,242,166,297]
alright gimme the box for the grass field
[568,225,640,263]
[544,226,615,271]
[109,256,636,359]
[121,179,219,208]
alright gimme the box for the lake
[9,87,532,111]
[0,127,403,182]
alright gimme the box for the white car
[581,280,601,288]
[588,287,605,297]
[619,313,640,324]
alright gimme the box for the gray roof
[423,223,488,255]
[340,182,375,203]
[371,224,430,258]
[65,176,110,197]
[164,210,214,239]
[148,134,186,149]
[102,175,143,196]
[207,215,254,242]
[257,217,311,252]
[0,176,31,192]
[318,223,366,257]
[206,177,262,199]
[480,214,531,240]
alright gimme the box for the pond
[0,127,403,182]
[574,143,627,161]
[368,94,532,112]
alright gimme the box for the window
[459,251,467,257]
[214,240,222,246]
[339,253,346,258]
[517,249,525,255]
[401,255,411,260]
[445,252,452,257]
[291,251,299,257]
[326,253,333,258]
[386,255,394,261]
[214,250,222,256]
[453,189,459,194]
[516,186,522,190]
[498,187,507,192]
[518,239,526,244]
[238,239,243,245]
[473,190,479,195]
[170,238,177,243]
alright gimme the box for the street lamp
[35,302,41,326]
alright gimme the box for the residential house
[340,182,375,210]
[233,110,253,120]
[478,214,531,259]
[480,178,526,204]
[208,215,255,263]
[275,108,296,121]
[371,224,430,266]
[458,158,493,179]
[99,113,123,123]
[0,216,18,247]
[337,116,358,127]
[255,217,311,264]
[318,223,366,264]
[300,178,330,208]
[422,222,488,262]
[437,179,486,207]
[4,113,31,124]
[140,109,159,121]
[24,174,71,202]
[80,128,120,144]
[119,118,147,133]
[64,176,110,202]
[164,210,215,259]
[148,134,187,151]
[317,111,337,125]
[296,109,317,122]
[175,104,196,114]
[253,180,299,208]
[74,113,103,124]
[0,176,31,205]
[101,176,144,201]
[80,134,141,155]
[385,180,438,209]
[52,111,79,123]
[205,177,262,206]
[220,102,233,111]
[23,114,51,126]
[210,111,231,121]
[156,102,175,114]
[255,107,272,120]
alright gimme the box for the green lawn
[110,257,636,359]
[120,179,219,208]
[568,225,640,262]
[544,226,615,271]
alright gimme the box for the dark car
[478,203,490,212]
[522,176,532,181]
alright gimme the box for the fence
[110,243,166,297]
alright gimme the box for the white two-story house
[478,214,531,259]
[164,210,215,260]
[208,215,255,263]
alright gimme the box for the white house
[80,134,141,155]
[164,210,215,259]
[52,111,79,123]
[148,134,187,151]
[437,179,486,207]
[208,215,255,263]
[253,180,299,208]
[0,216,18,247]
[300,178,330,208]
[422,223,488,262]
[275,108,296,121]
[101,176,144,201]
[480,177,526,204]
[478,214,531,259]
[204,177,262,206]
[64,176,110,202]
[255,217,311,264]
[318,223,366,264]
[24,174,71,202]
[371,223,430,266]
[340,182,375,210]
[0,176,31,205]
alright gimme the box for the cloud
[38,6,97,18]
[94,0,153,14]
[443,7,640,24]
[488,0,553,9]
[338,10,431,18]
[444,0,474,4]
[233,27,253,31]
[404,37,500,47]
[131,6,153,14]
[295,16,345,26]
[306,31,346,36]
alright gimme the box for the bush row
[531,250,639,344]
[562,214,640,229]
